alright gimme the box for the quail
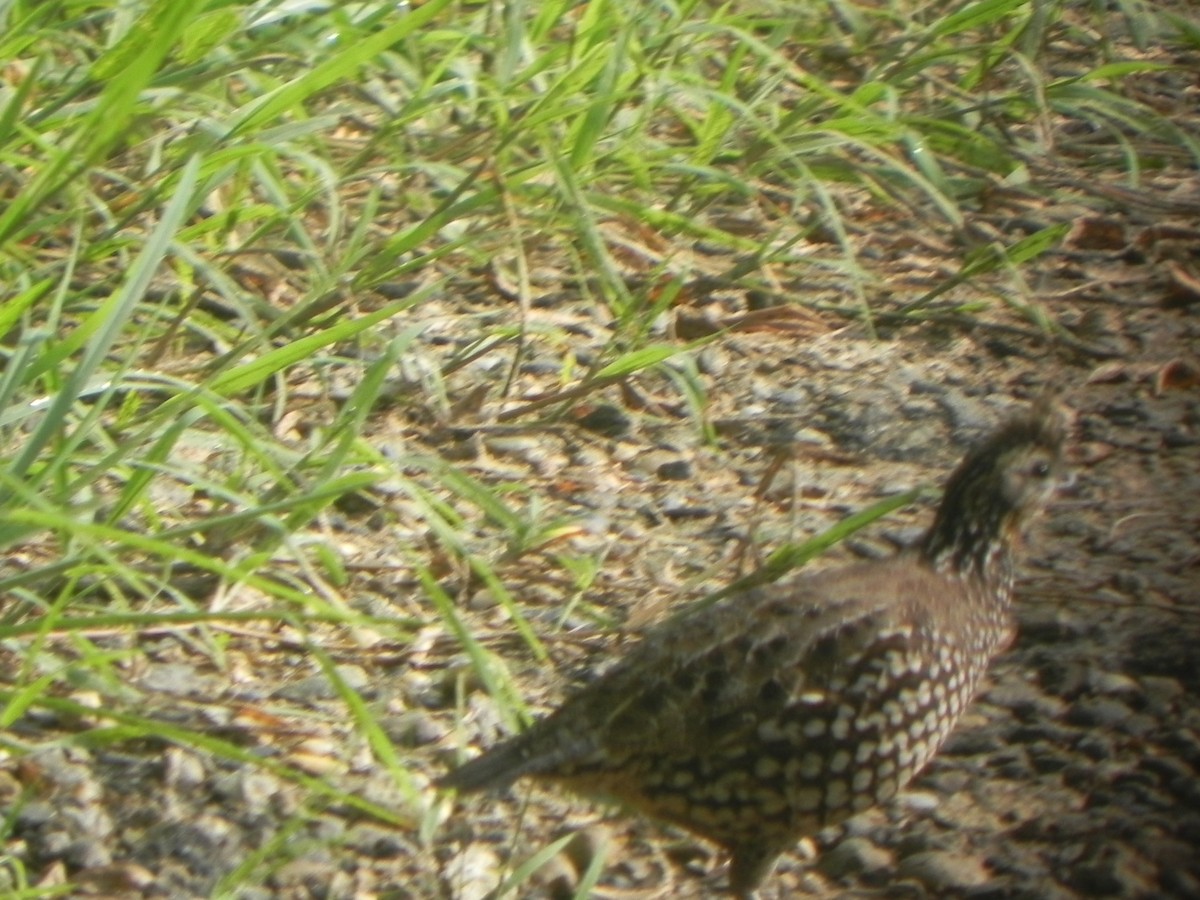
[439,399,1068,896]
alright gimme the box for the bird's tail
[436,735,533,793]
[437,724,598,793]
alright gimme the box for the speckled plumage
[439,400,1068,896]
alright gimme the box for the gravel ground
[435,298,1200,899]
[4,72,1200,900]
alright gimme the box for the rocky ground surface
[3,19,1200,900]
[432,292,1200,900]
[5,195,1199,899]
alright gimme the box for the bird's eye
[1031,460,1051,478]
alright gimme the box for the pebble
[896,849,990,891]
[17,801,55,828]
[1028,745,1072,774]
[66,837,112,869]
[1137,753,1195,784]
[1086,670,1141,696]
[272,858,354,895]
[817,836,894,879]
[1160,728,1200,766]
[1115,712,1157,738]
[942,728,1005,755]
[1139,675,1184,714]
[237,772,281,814]
[920,769,971,794]
[276,664,371,702]
[985,679,1067,719]
[444,843,503,900]
[1067,845,1154,897]
[1009,721,1077,745]
[164,748,208,791]
[1073,733,1115,761]
[898,791,941,814]
[345,823,411,858]
[1066,697,1131,729]
[656,458,692,480]
[137,662,219,696]
[386,710,447,747]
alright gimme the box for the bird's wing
[579,558,934,759]
[439,557,953,790]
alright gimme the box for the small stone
[941,729,1004,755]
[897,849,990,891]
[1139,675,1184,714]
[75,864,156,893]
[164,748,207,791]
[992,747,1031,779]
[276,665,371,702]
[386,711,447,747]
[1160,728,1200,767]
[656,459,692,480]
[138,662,214,696]
[1074,734,1115,762]
[345,823,409,858]
[272,858,350,894]
[444,843,503,900]
[697,345,727,375]
[818,836,894,879]
[1066,697,1130,729]
[1036,659,1090,696]
[921,769,971,794]
[1068,850,1147,897]
[62,804,112,839]
[467,588,498,611]
[238,772,280,814]
[333,664,370,691]
[66,838,112,869]
[1063,761,1102,790]
[574,404,631,437]
[486,434,568,476]
[1086,670,1140,696]
[286,748,347,777]
[17,801,55,828]
[897,791,940,814]
[1009,722,1077,745]
[1019,608,1088,642]
[40,829,72,856]
[1115,713,1156,737]
[1138,753,1195,784]
[985,679,1066,719]
[1028,745,1071,774]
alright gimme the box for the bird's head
[921,397,1069,572]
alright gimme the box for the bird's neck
[918,506,1018,586]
